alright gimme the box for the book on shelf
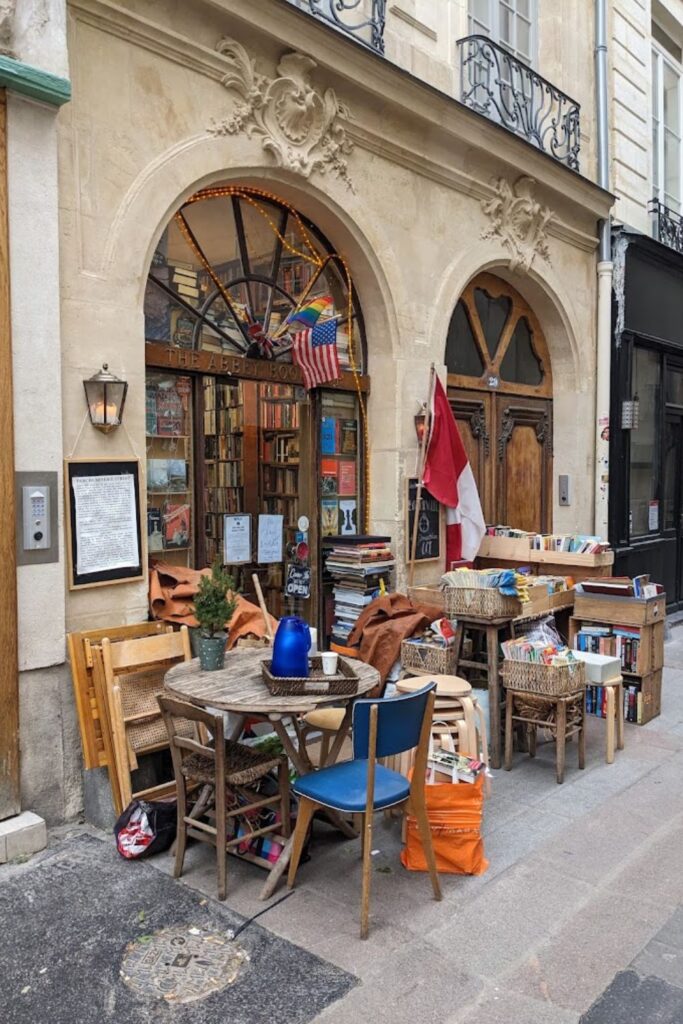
[339,498,357,535]
[338,460,357,496]
[321,458,338,496]
[147,508,163,553]
[162,503,191,549]
[325,537,395,643]
[321,417,337,455]
[339,420,357,455]
[574,624,642,674]
[531,533,611,554]
[156,383,185,436]
[321,498,339,537]
[145,387,158,435]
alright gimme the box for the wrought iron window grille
[649,198,683,255]
[458,35,581,171]
[285,0,386,53]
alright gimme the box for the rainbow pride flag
[282,294,334,332]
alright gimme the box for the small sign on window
[648,500,659,532]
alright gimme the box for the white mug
[320,651,339,676]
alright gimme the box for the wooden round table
[164,647,380,900]
[165,647,380,778]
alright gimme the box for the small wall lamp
[83,364,128,433]
[414,402,428,444]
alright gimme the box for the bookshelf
[568,592,665,725]
[145,372,194,567]
[203,376,244,565]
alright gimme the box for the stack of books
[574,624,641,672]
[586,683,642,724]
[531,533,611,553]
[325,540,395,645]
[501,636,576,666]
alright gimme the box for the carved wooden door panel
[448,390,494,526]
[495,397,552,533]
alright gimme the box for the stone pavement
[2,626,683,1022]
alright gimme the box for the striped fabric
[292,318,341,389]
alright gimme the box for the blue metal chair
[287,682,442,938]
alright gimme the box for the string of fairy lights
[173,184,370,533]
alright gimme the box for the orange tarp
[149,561,277,649]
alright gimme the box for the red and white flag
[291,318,341,390]
[422,375,486,567]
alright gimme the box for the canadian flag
[422,375,486,567]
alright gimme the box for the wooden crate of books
[573,591,666,626]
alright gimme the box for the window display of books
[259,384,300,536]
[145,371,194,565]
[325,540,395,646]
[203,376,244,565]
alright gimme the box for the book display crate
[476,536,614,583]
[568,591,665,725]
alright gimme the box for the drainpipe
[594,0,612,538]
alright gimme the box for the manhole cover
[120,925,248,1004]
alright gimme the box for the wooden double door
[445,273,553,535]
[449,390,552,534]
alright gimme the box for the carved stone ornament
[0,0,16,57]
[481,176,554,274]
[209,38,354,190]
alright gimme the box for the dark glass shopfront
[609,229,683,608]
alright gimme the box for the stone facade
[13,0,613,823]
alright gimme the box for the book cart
[568,590,666,725]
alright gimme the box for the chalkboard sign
[406,478,441,563]
[284,563,311,599]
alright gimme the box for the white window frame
[652,42,683,213]
[468,0,537,67]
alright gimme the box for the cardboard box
[571,650,621,683]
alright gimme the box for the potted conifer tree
[192,560,237,671]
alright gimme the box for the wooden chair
[287,682,442,939]
[158,695,290,901]
[100,626,193,810]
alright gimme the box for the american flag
[291,318,341,389]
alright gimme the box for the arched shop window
[144,185,368,625]
[445,273,550,395]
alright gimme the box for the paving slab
[451,986,581,1024]
[579,970,683,1024]
[0,834,356,1024]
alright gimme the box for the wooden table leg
[578,690,586,770]
[556,698,567,784]
[606,685,616,765]
[504,689,514,771]
[325,703,354,767]
[617,680,625,750]
[452,621,464,673]
[259,833,294,901]
[228,713,247,742]
[271,718,311,778]
[486,625,502,769]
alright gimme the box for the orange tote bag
[401,771,488,876]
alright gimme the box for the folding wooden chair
[100,626,193,810]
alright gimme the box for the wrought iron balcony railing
[650,198,683,254]
[458,35,581,171]
[286,0,386,53]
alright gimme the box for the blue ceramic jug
[271,616,311,678]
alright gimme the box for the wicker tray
[261,655,360,696]
[501,659,586,697]
[444,586,521,620]
[401,639,456,675]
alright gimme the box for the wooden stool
[593,677,625,765]
[504,688,586,784]
[396,675,488,766]
[453,617,516,769]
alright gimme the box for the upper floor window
[652,42,683,212]
[468,0,536,66]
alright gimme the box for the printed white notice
[258,514,283,564]
[72,473,139,576]
[224,514,251,564]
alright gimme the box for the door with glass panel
[446,273,552,533]
[663,364,683,605]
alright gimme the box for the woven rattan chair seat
[181,741,282,787]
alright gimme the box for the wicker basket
[401,639,456,675]
[500,659,586,697]
[444,586,521,620]
[261,655,359,697]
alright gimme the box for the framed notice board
[406,478,441,562]
[65,458,144,589]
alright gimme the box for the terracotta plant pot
[196,632,227,671]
